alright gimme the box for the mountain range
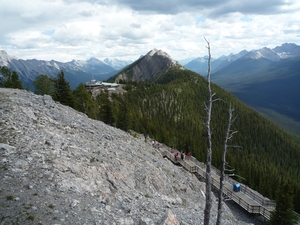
[184,43,300,75]
[0,50,132,89]
[184,43,300,137]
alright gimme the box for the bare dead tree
[216,104,238,225]
[203,38,236,225]
[203,37,213,225]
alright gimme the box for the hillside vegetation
[107,68,300,213]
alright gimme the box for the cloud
[109,0,296,17]
[52,22,102,45]
[130,23,141,29]
[0,0,299,62]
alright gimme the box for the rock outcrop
[115,49,184,83]
[0,88,256,225]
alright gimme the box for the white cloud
[0,0,299,62]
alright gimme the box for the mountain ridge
[184,43,300,74]
[0,51,128,89]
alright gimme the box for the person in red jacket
[186,152,191,160]
[174,152,179,160]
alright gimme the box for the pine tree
[0,66,23,89]
[267,183,298,225]
[97,90,114,125]
[53,71,75,108]
[10,71,23,89]
[116,97,131,131]
[33,74,55,95]
[73,83,96,118]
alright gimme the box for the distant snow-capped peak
[87,57,106,65]
[0,50,18,66]
[273,43,300,58]
[243,47,280,61]
[103,58,132,70]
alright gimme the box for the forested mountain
[105,68,300,213]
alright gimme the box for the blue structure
[233,183,241,192]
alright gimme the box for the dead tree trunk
[216,104,237,225]
[204,37,213,225]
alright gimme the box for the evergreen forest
[110,68,300,214]
[1,66,300,216]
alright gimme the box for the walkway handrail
[156,143,275,220]
[179,153,276,207]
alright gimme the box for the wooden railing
[160,148,275,220]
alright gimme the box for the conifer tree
[267,183,298,225]
[33,74,55,96]
[0,66,10,87]
[97,90,114,125]
[10,71,23,89]
[73,83,96,119]
[0,66,23,89]
[53,71,75,108]
[116,97,131,131]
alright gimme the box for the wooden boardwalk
[158,147,276,220]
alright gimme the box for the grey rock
[70,200,80,208]
[139,217,154,225]
[0,143,16,156]
[158,210,180,225]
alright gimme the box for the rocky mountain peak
[145,49,178,66]
[114,49,184,82]
[87,57,106,65]
[0,50,17,67]
[242,47,280,61]
[103,58,133,70]
[273,43,300,58]
[0,88,258,225]
[147,49,159,56]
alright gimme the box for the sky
[0,0,299,62]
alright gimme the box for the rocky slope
[114,49,184,83]
[0,88,258,225]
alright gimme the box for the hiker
[174,152,179,160]
[144,133,148,141]
[181,152,184,160]
[152,140,155,147]
[187,152,191,160]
